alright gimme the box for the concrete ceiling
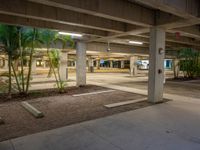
[0,0,199,55]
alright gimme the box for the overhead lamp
[107,41,111,52]
[58,32,83,37]
[128,41,143,45]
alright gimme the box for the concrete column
[3,58,8,70]
[76,41,86,86]
[59,50,68,81]
[173,58,180,78]
[148,27,166,103]
[121,60,125,68]
[43,60,46,68]
[88,58,94,73]
[130,56,138,76]
[0,59,3,68]
[110,60,113,68]
[96,60,100,69]
[31,58,37,74]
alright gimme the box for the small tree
[23,28,43,93]
[54,34,74,92]
[178,48,200,78]
[0,25,21,97]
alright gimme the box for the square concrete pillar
[130,56,138,76]
[88,58,94,73]
[0,59,3,68]
[173,59,180,78]
[110,60,113,68]
[96,59,100,69]
[43,60,46,68]
[148,27,166,103]
[121,60,125,68]
[76,41,86,86]
[59,50,68,81]
[31,58,37,74]
[3,58,8,70]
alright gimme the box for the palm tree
[178,48,200,78]
[23,27,43,93]
[54,34,74,92]
[40,29,57,78]
[40,29,61,89]
[0,24,21,97]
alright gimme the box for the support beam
[88,58,94,73]
[110,60,113,68]
[31,58,37,74]
[76,41,86,86]
[173,59,180,78]
[0,14,110,37]
[87,42,149,55]
[121,60,125,69]
[134,0,200,19]
[0,0,138,33]
[148,27,166,103]
[59,50,68,81]
[170,25,200,39]
[96,59,100,69]
[3,58,8,70]
[29,0,155,27]
[130,56,138,76]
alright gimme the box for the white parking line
[104,98,147,108]
[73,90,116,97]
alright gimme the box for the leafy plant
[0,25,21,97]
[178,48,200,78]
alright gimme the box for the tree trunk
[11,61,21,93]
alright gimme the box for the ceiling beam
[134,0,200,29]
[0,0,139,33]
[28,0,155,27]
[87,42,149,55]
[169,25,200,39]
[0,14,110,37]
[134,0,200,19]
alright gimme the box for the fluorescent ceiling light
[128,41,143,45]
[58,32,83,37]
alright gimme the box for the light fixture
[58,32,83,37]
[107,41,111,52]
[128,41,143,45]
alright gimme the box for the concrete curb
[105,98,147,108]
[21,102,44,118]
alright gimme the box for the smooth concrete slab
[0,141,13,150]
[73,89,115,97]
[1,98,200,150]
[104,98,147,108]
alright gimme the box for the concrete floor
[1,72,200,150]
[86,73,200,99]
[1,98,200,150]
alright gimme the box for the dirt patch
[0,86,159,142]
[0,85,106,104]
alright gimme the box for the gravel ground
[0,86,150,142]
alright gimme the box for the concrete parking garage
[0,0,200,149]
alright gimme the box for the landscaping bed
[0,85,106,103]
[0,86,154,142]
